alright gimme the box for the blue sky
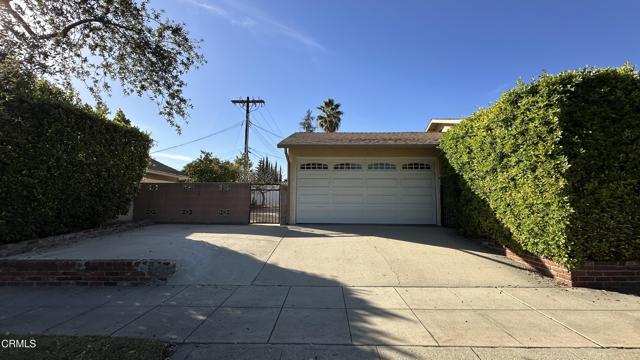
[85,0,640,174]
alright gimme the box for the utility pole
[231,97,265,179]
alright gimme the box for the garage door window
[300,163,328,170]
[368,162,396,170]
[401,162,431,170]
[334,163,362,170]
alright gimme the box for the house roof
[147,158,184,176]
[277,132,443,148]
[425,118,463,133]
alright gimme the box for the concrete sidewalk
[171,344,640,359]
[1,285,639,358]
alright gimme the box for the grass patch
[0,335,166,360]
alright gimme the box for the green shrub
[0,61,152,244]
[440,65,640,267]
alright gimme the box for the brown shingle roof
[148,158,184,176]
[277,132,442,148]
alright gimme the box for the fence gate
[250,184,280,223]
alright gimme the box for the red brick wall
[0,259,175,286]
[501,247,640,289]
[133,183,250,224]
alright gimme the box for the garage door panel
[296,158,436,224]
[332,178,365,187]
[397,191,433,199]
[399,178,433,188]
[298,178,330,187]
[331,188,365,196]
[332,194,364,204]
[366,194,398,202]
[297,194,330,204]
[366,178,399,187]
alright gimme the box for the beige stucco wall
[285,146,442,225]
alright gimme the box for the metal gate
[250,184,280,223]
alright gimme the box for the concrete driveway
[4,224,640,359]
[16,224,549,287]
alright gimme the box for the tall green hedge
[440,65,640,267]
[0,61,152,244]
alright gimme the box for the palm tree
[316,98,343,133]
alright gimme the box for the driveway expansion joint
[394,286,440,346]
[266,285,292,344]
[500,287,605,348]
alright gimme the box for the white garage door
[296,158,437,224]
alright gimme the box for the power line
[253,125,277,148]
[250,146,286,160]
[253,129,274,151]
[256,109,278,136]
[150,121,242,154]
[252,122,282,138]
[263,105,284,135]
[232,119,245,153]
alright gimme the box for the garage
[278,132,443,225]
[296,158,436,224]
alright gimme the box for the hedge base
[500,248,640,289]
[0,259,175,286]
[0,220,152,258]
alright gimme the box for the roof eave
[277,143,440,149]
[146,169,185,177]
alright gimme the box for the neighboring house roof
[277,132,443,148]
[147,158,184,176]
[425,118,463,133]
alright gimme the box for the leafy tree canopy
[317,98,343,133]
[0,0,205,131]
[233,154,253,183]
[183,151,239,183]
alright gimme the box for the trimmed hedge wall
[440,65,640,267]
[0,62,152,244]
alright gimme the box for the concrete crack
[372,242,400,286]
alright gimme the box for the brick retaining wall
[0,259,175,286]
[500,247,640,289]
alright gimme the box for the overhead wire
[256,109,278,136]
[263,105,284,136]
[252,122,282,139]
[250,146,286,161]
[150,121,243,154]
[253,125,277,148]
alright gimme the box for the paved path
[1,285,639,358]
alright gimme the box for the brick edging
[479,240,640,289]
[0,259,175,286]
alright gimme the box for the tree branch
[1,1,120,41]
[0,0,38,37]
[39,18,105,39]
